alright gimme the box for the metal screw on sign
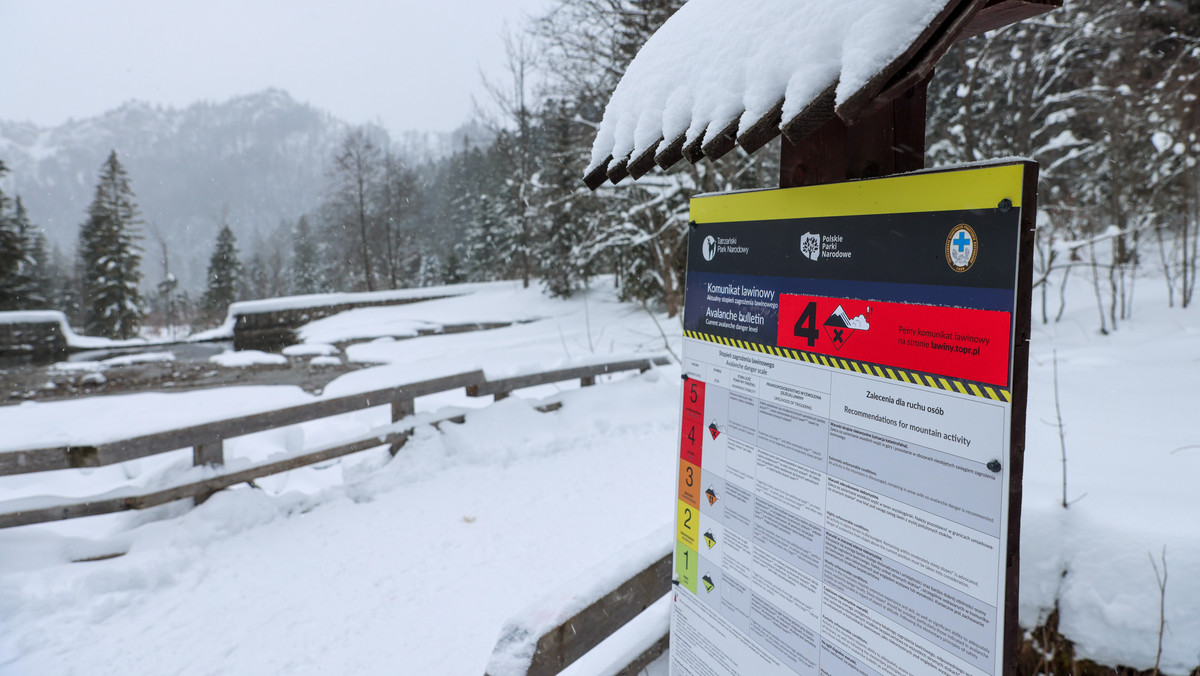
[987,460,1003,473]
[997,198,1012,213]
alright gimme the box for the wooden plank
[467,357,669,398]
[780,76,929,188]
[627,142,662,180]
[837,0,983,124]
[0,446,90,475]
[736,99,784,155]
[522,554,672,676]
[957,0,1061,41]
[606,156,631,185]
[654,133,686,170]
[614,633,670,676]
[0,370,485,477]
[780,83,837,145]
[584,156,613,191]
[682,134,705,164]
[700,117,740,162]
[0,430,413,529]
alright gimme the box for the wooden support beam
[780,74,930,189]
[957,0,1061,41]
[580,375,596,388]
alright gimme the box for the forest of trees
[0,0,1197,338]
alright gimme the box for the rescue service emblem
[946,224,978,273]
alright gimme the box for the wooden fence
[0,354,670,529]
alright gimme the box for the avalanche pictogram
[705,487,718,506]
[823,304,871,351]
[708,420,723,440]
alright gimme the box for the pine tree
[0,161,22,310]
[201,223,241,323]
[78,150,144,338]
[12,197,52,309]
[290,215,324,294]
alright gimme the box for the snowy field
[1,274,1198,675]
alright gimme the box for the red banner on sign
[777,295,1011,386]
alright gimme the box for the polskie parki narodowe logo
[946,223,978,272]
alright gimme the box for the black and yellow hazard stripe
[683,330,1010,403]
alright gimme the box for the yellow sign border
[691,163,1027,224]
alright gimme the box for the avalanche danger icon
[704,530,717,549]
[708,420,723,440]
[823,304,871,351]
[705,486,718,506]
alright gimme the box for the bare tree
[330,127,386,292]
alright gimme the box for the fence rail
[0,354,670,529]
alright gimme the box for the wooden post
[494,391,509,402]
[580,375,596,388]
[193,440,223,467]
[193,440,224,505]
[391,397,414,422]
[780,74,930,189]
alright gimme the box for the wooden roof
[584,0,1060,190]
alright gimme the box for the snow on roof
[584,0,1059,189]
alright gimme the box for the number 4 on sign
[794,301,819,346]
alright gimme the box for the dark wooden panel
[523,554,672,676]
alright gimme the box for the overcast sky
[0,0,552,134]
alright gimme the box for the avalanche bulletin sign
[670,161,1036,676]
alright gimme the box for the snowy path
[0,376,679,675]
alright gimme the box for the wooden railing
[484,527,674,676]
[0,354,670,529]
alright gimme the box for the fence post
[391,397,414,422]
[390,397,415,456]
[193,440,224,505]
[193,441,224,467]
[580,375,596,388]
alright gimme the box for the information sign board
[670,161,1036,676]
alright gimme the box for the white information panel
[670,163,1034,676]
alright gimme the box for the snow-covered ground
[1,274,1198,675]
